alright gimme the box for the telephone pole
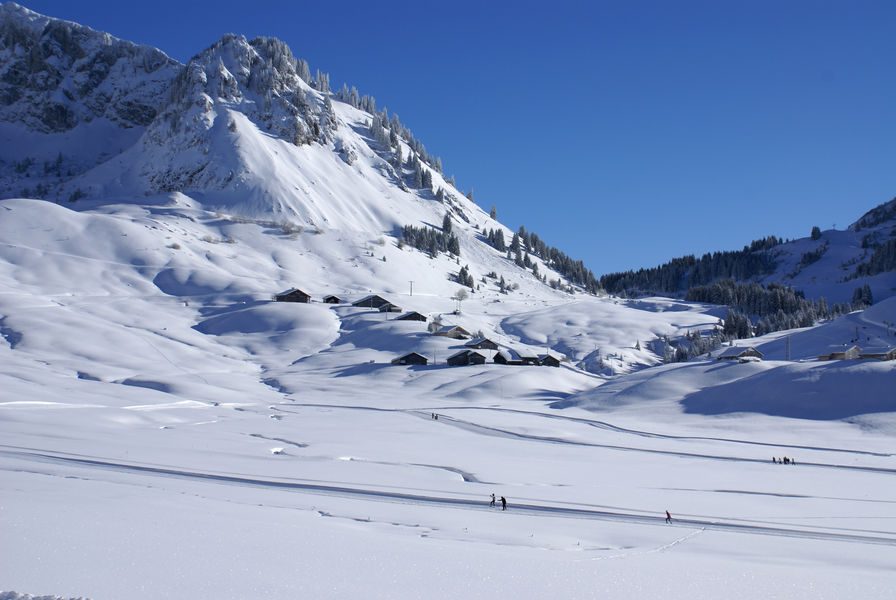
[409,281,414,296]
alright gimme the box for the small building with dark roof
[323,295,343,304]
[378,302,403,313]
[391,352,429,366]
[539,353,561,367]
[446,349,487,366]
[274,288,311,303]
[353,294,391,308]
[395,311,428,322]
[465,337,499,350]
[717,346,764,361]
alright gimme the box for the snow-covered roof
[717,346,762,359]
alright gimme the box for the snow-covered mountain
[601,197,896,305]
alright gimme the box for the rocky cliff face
[0,2,180,132]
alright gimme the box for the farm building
[352,294,391,308]
[395,311,428,322]
[539,353,562,367]
[378,303,403,313]
[446,350,487,367]
[717,346,764,361]
[433,325,472,340]
[859,347,896,361]
[493,349,522,366]
[274,288,311,303]
[391,352,428,366]
[465,337,498,350]
[322,295,342,304]
[515,347,541,366]
[818,345,861,361]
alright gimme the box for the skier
[772,457,777,464]
[490,493,496,508]
[665,510,672,524]
[500,496,507,511]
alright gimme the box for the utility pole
[409,281,414,297]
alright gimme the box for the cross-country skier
[490,493,496,508]
[500,496,507,511]
[665,510,672,524]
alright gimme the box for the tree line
[600,236,782,296]
[482,225,601,294]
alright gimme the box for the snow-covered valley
[1,3,896,598]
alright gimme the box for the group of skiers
[772,456,796,464]
[430,413,439,420]
[489,493,507,511]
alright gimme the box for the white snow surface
[2,193,896,599]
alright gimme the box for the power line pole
[409,281,414,297]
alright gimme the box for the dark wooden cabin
[274,288,311,303]
[465,337,499,350]
[447,350,487,366]
[396,311,428,322]
[353,294,391,308]
[391,352,429,366]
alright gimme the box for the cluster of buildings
[273,288,564,369]
[716,344,896,363]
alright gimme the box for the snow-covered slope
[757,198,896,303]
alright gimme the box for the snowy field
[2,197,896,599]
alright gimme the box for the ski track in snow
[3,447,895,548]
[575,527,706,561]
[273,404,896,471]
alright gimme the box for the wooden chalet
[433,325,472,340]
[446,349,487,367]
[391,352,429,366]
[395,311,428,322]
[539,353,562,367]
[818,345,861,361]
[717,346,764,361]
[352,294,391,308]
[493,349,522,366]
[378,302,403,313]
[516,347,541,366]
[274,288,311,303]
[465,337,499,350]
[859,347,896,361]
[323,295,343,304]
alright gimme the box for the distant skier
[490,493,496,508]
[772,457,777,464]
[665,510,672,524]
[500,496,507,511]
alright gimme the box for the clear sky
[17,0,896,276]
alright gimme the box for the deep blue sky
[19,0,896,276]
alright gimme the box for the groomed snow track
[4,446,895,548]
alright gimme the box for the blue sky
[19,0,896,275]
